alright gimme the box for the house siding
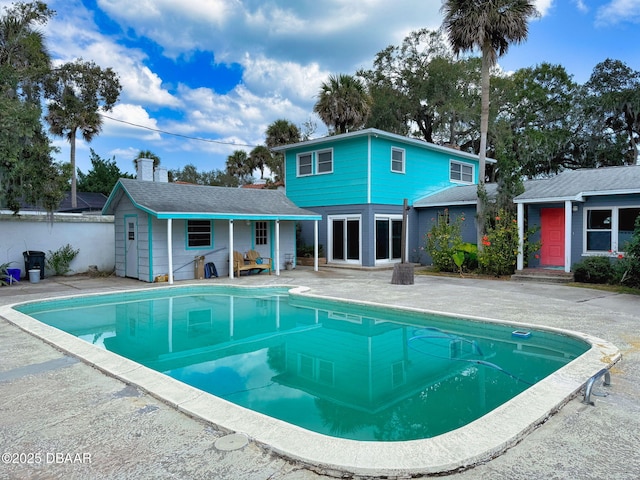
[370,137,476,205]
[524,194,640,269]
[142,219,297,281]
[416,206,474,265]
[282,131,481,267]
[285,136,369,207]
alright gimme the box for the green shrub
[477,209,520,276]
[46,244,79,276]
[425,210,471,273]
[573,256,615,284]
[614,215,640,288]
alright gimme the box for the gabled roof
[514,165,640,203]
[271,128,495,163]
[102,178,321,220]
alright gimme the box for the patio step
[511,269,574,284]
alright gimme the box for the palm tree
[133,149,161,170]
[249,145,272,179]
[225,150,253,183]
[265,119,301,148]
[441,0,537,247]
[314,73,371,134]
[265,119,301,182]
[45,59,121,208]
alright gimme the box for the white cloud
[574,0,589,13]
[45,0,180,109]
[535,0,554,16]
[102,104,162,141]
[595,0,640,26]
[241,54,328,105]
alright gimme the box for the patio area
[1,268,639,479]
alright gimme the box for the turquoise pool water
[17,286,590,441]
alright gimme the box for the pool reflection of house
[271,313,469,413]
[102,295,471,413]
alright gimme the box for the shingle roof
[414,166,640,207]
[514,165,640,203]
[413,183,499,207]
[102,179,321,220]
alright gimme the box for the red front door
[540,208,565,266]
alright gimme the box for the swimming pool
[3,284,620,476]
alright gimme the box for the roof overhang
[102,180,322,221]
[514,188,640,204]
[271,128,496,164]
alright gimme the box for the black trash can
[23,251,46,280]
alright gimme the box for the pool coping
[0,283,622,477]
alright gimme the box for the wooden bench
[233,250,272,277]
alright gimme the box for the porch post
[516,203,524,271]
[167,218,174,284]
[275,219,280,276]
[228,219,234,279]
[564,201,572,273]
[314,220,319,272]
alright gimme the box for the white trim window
[585,207,640,253]
[450,160,474,184]
[317,149,333,174]
[297,153,312,176]
[391,147,405,173]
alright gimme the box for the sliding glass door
[375,215,402,264]
[329,215,361,264]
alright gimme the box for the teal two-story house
[273,128,487,267]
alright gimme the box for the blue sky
[4,0,640,178]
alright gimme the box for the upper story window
[391,147,405,173]
[187,220,211,248]
[317,149,333,174]
[296,149,333,176]
[297,153,312,176]
[450,160,474,183]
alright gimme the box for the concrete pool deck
[1,268,639,479]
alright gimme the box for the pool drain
[214,433,249,451]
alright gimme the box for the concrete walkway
[1,268,639,479]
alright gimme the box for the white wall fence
[0,212,115,279]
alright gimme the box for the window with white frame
[317,149,333,174]
[255,221,267,245]
[297,152,312,176]
[585,207,640,253]
[450,160,474,183]
[187,220,211,248]
[391,147,405,173]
